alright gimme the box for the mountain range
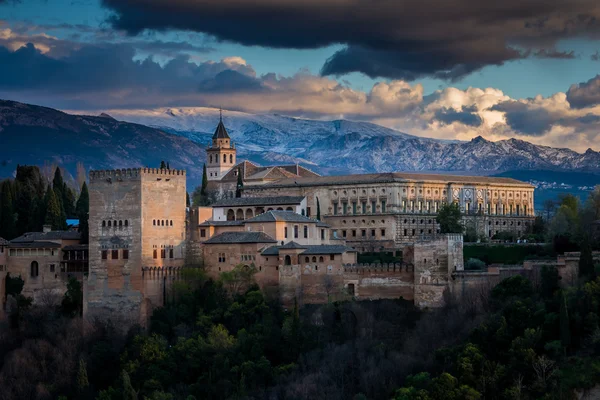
[1,100,599,192]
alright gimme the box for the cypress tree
[186,192,191,207]
[76,358,89,392]
[76,182,89,244]
[160,161,166,169]
[0,180,16,239]
[316,197,321,221]
[560,290,571,351]
[52,167,65,197]
[122,370,137,400]
[63,183,76,218]
[579,240,596,280]
[166,161,170,169]
[236,167,243,198]
[201,163,208,197]
[45,186,63,230]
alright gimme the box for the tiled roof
[244,210,319,224]
[316,221,330,227]
[212,120,230,139]
[253,172,532,188]
[204,231,277,244]
[260,244,355,256]
[280,241,307,249]
[62,244,89,251]
[301,245,357,255]
[212,196,305,207]
[220,161,320,183]
[11,231,81,243]
[198,220,244,227]
[9,241,62,249]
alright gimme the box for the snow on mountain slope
[89,107,600,174]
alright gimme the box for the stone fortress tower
[206,110,236,181]
[84,168,186,326]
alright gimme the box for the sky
[1,0,600,152]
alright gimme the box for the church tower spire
[206,109,236,181]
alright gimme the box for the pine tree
[160,161,166,169]
[201,163,208,197]
[122,370,138,400]
[77,358,89,392]
[316,197,321,221]
[236,167,243,198]
[45,186,63,230]
[560,290,571,351]
[166,161,170,169]
[76,182,89,244]
[63,183,76,218]
[0,180,16,239]
[52,167,65,198]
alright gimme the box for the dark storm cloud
[491,101,557,136]
[434,106,483,127]
[566,75,600,108]
[0,42,259,101]
[101,0,600,81]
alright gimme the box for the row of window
[153,219,173,226]
[102,220,129,228]
[209,154,234,164]
[9,248,57,257]
[341,228,386,238]
[101,249,129,260]
[403,229,440,236]
[153,248,175,259]
[333,200,386,215]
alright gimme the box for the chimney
[43,224,52,233]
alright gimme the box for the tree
[236,167,243,198]
[316,197,321,221]
[166,161,170,170]
[542,199,556,221]
[220,264,257,296]
[559,290,571,350]
[160,161,166,169]
[201,163,208,197]
[45,185,63,230]
[186,192,190,207]
[61,277,83,317]
[0,180,16,239]
[436,203,463,234]
[579,240,596,280]
[122,370,138,400]
[77,358,90,393]
[76,182,89,244]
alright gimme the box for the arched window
[153,220,156,226]
[210,154,213,163]
[102,221,106,227]
[312,256,317,262]
[108,220,111,227]
[125,220,128,227]
[113,220,117,227]
[284,255,292,265]
[319,256,324,262]
[305,257,309,263]
[170,220,173,226]
[236,209,244,220]
[227,209,235,221]
[119,220,123,227]
[223,154,227,163]
[30,261,39,277]
[230,154,233,163]
[286,207,293,211]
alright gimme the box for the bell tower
[206,109,236,181]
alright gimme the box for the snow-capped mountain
[104,107,600,175]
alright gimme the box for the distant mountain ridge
[103,107,600,175]
[0,100,207,186]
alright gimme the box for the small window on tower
[112,250,118,260]
[123,250,129,259]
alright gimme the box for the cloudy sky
[2,0,600,152]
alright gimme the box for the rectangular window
[466,203,470,213]
[342,230,347,238]
[412,229,416,236]
[330,254,335,261]
[419,201,423,212]
[294,225,298,238]
[342,202,348,214]
[362,202,367,214]
[371,229,376,237]
[285,227,288,238]
[510,205,513,215]
[169,248,174,259]
[381,200,386,212]
[333,203,338,215]
[161,249,166,259]
[361,229,366,237]
[402,200,406,212]
[487,204,491,214]
[112,250,118,260]
[427,201,431,212]
[303,225,308,238]
[410,201,414,212]
[434,202,438,213]
[495,204,498,215]
[153,249,157,259]
[101,250,107,260]
[321,229,325,240]
[352,229,356,237]
[49,264,55,272]
[403,229,407,236]
[524,205,527,215]
[307,207,311,217]
[516,205,520,216]
[200,229,206,238]
[371,201,376,213]
[123,249,129,260]
[381,229,386,237]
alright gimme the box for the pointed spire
[212,108,230,140]
[219,106,222,122]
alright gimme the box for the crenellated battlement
[89,168,186,182]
